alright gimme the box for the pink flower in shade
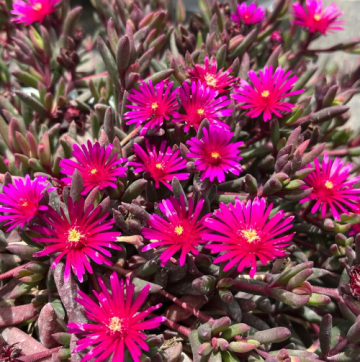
[0,175,53,231]
[172,81,233,132]
[204,197,294,277]
[59,141,127,195]
[128,140,189,190]
[142,195,210,266]
[232,66,304,122]
[31,197,121,283]
[11,0,60,25]
[300,155,360,221]
[270,30,283,43]
[187,125,243,183]
[293,0,344,35]
[67,272,165,362]
[187,56,237,95]
[230,3,265,25]
[124,80,179,136]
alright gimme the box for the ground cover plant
[1,0,360,360]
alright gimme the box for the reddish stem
[161,317,191,337]
[0,262,31,281]
[158,290,214,323]
[18,346,62,362]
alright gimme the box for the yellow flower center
[90,168,98,175]
[205,73,217,87]
[197,109,205,115]
[261,90,270,98]
[325,180,334,189]
[155,163,163,169]
[32,3,42,10]
[151,102,158,110]
[242,229,259,243]
[19,199,29,207]
[108,317,122,332]
[68,228,83,243]
[211,151,220,159]
[314,14,321,21]
[174,226,184,235]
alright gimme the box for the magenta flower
[300,155,360,221]
[172,81,233,132]
[205,197,294,277]
[233,66,304,122]
[128,140,189,190]
[0,175,52,231]
[187,56,237,95]
[293,0,344,35]
[187,125,243,183]
[11,0,60,25]
[142,195,210,266]
[231,3,265,25]
[68,272,165,362]
[59,140,127,195]
[124,80,179,135]
[31,197,121,283]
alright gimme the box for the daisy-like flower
[187,125,243,183]
[205,197,294,277]
[187,56,237,95]
[68,272,165,362]
[59,140,127,195]
[349,266,360,300]
[142,195,210,266]
[232,66,304,122]
[300,155,360,221]
[11,0,60,25]
[293,0,344,35]
[31,197,121,282]
[0,175,53,231]
[128,140,189,190]
[231,3,265,25]
[124,80,179,136]
[172,81,233,132]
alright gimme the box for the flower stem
[158,290,214,323]
[162,317,191,337]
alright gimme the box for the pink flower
[128,140,189,190]
[300,155,360,221]
[124,80,179,136]
[11,0,60,25]
[187,125,243,183]
[231,3,265,25]
[142,195,210,266]
[0,175,52,231]
[205,197,294,277]
[59,140,127,195]
[187,56,237,95]
[31,197,121,282]
[68,272,165,362]
[293,0,344,35]
[232,66,304,122]
[271,30,283,43]
[172,81,233,132]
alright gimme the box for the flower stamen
[90,168,98,175]
[108,316,122,332]
[151,102,158,110]
[325,180,334,189]
[241,229,259,243]
[197,109,205,115]
[261,90,270,97]
[204,74,217,87]
[68,228,83,243]
[314,14,321,21]
[174,226,184,235]
[32,3,42,10]
[211,151,220,159]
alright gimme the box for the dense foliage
[1,0,360,361]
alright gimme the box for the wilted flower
[0,342,21,362]
[205,197,294,277]
[300,155,360,221]
[349,266,360,300]
[232,66,304,122]
[187,125,243,183]
[32,197,121,282]
[0,175,52,231]
[128,140,189,190]
[142,195,210,266]
[11,0,60,25]
[230,3,265,25]
[67,272,165,362]
[293,0,344,35]
[187,55,237,95]
[59,140,127,195]
[124,80,179,135]
[173,81,233,132]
